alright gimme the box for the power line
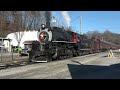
[71,16,80,24]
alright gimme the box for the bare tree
[86,30,102,39]
[12,11,24,47]
[85,30,120,45]
[0,11,51,40]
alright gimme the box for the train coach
[28,24,118,62]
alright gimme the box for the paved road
[0,50,120,79]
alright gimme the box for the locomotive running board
[52,41,75,43]
[31,60,48,63]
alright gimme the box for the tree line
[0,11,47,38]
[85,30,120,45]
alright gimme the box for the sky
[52,11,120,34]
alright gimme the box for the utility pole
[0,12,2,60]
[80,16,82,34]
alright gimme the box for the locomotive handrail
[52,41,76,43]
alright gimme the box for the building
[6,30,39,49]
[0,37,11,52]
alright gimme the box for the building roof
[0,37,11,41]
[23,41,34,44]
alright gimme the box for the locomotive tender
[29,24,118,62]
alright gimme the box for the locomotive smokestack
[46,22,50,28]
[45,11,51,28]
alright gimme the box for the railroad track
[0,60,36,70]
[0,52,106,70]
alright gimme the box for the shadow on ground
[68,63,120,79]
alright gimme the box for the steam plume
[61,11,71,27]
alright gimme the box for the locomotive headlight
[41,24,46,30]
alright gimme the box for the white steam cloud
[61,11,71,27]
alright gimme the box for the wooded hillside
[86,30,120,45]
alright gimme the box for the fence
[0,48,29,64]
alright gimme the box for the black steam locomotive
[29,24,118,62]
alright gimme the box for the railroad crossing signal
[108,49,114,58]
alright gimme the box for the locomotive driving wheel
[67,49,73,58]
[77,51,82,56]
[72,49,77,57]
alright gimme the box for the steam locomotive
[29,24,118,62]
